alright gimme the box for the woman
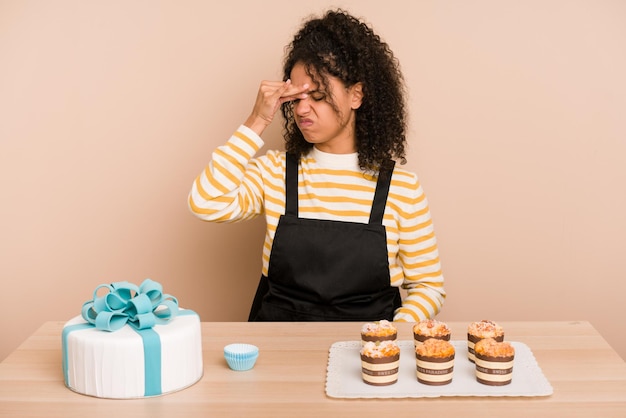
[188,9,445,322]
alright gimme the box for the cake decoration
[80,279,179,331]
[62,278,203,399]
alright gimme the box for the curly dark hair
[281,9,407,171]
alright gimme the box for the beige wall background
[1,0,625,361]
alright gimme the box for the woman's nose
[294,97,310,115]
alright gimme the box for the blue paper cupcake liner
[224,343,259,371]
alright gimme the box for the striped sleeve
[188,125,266,222]
[391,171,446,322]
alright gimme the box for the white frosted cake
[61,279,203,399]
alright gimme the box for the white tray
[326,340,553,398]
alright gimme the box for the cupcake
[415,338,455,386]
[467,320,504,363]
[413,319,451,347]
[360,341,400,386]
[474,338,515,386]
[361,320,397,345]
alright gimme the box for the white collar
[310,146,360,169]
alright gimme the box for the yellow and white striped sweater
[188,125,445,321]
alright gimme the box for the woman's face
[289,62,363,154]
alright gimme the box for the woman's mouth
[298,118,313,129]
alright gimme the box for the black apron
[249,153,401,321]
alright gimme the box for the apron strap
[369,161,395,225]
[285,153,299,216]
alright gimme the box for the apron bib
[249,153,400,321]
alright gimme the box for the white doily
[326,340,553,398]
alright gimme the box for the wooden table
[1,321,625,417]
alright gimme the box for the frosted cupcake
[467,320,504,363]
[413,319,451,347]
[415,338,455,385]
[474,338,515,386]
[361,320,397,345]
[360,341,400,386]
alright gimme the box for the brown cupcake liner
[361,356,400,386]
[476,377,512,386]
[416,365,454,375]
[415,354,455,385]
[467,333,505,344]
[362,367,400,377]
[467,333,505,362]
[474,353,514,386]
[417,376,453,386]
[363,378,399,387]
[413,333,451,344]
[476,365,513,375]
[361,333,397,343]
[360,353,400,364]
[415,354,455,363]
[475,353,514,363]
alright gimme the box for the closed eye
[293,90,326,105]
[309,91,326,101]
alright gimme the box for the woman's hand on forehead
[244,79,309,135]
[280,79,310,103]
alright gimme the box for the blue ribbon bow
[81,279,179,332]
